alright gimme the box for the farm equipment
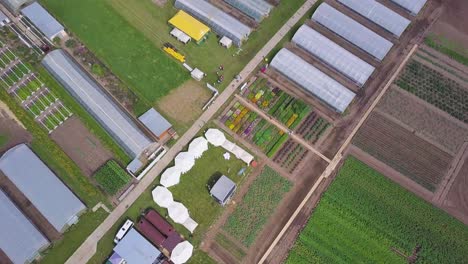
[163,43,185,63]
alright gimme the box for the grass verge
[224,166,292,246]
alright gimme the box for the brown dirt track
[442,145,468,225]
[50,116,112,177]
[0,109,32,154]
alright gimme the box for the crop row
[295,112,330,145]
[273,139,308,173]
[94,160,132,195]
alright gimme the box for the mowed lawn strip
[40,0,188,103]
[224,166,292,246]
[87,145,249,264]
[286,156,468,264]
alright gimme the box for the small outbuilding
[190,68,204,81]
[169,10,210,44]
[219,36,233,48]
[110,228,165,264]
[170,28,191,44]
[210,175,236,206]
[21,2,66,40]
[138,108,173,140]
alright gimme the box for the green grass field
[0,135,8,148]
[224,166,292,246]
[40,0,189,103]
[88,144,250,264]
[286,156,468,264]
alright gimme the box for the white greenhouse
[270,49,355,113]
[223,0,272,22]
[292,25,375,87]
[337,0,410,37]
[312,3,393,61]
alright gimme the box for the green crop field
[94,160,132,195]
[0,135,8,148]
[224,166,292,246]
[286,156,468,264]
[40,0,189,103]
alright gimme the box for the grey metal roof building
[337,0,410,37]
[312,3,393,61]
[42,50,153,158]
[0,0,33,14]
[0,9,9,27]
[113,228,163,264]
[292,25,375,87]
[0,144,86,232]
[138,108,172,138]
[210,175,236,206]
[223,0,272,22]
[21,2,65,40]
[174,0,252,47]
[271,49,355,113]
[0,190,49,264]
[390,0,427,15]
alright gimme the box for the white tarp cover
[337,0,410,37]
[174,152,195,173]
[270,48,356,113]
[312,3,393,61]
[182,217,198,233]
[191,68,204,81]
[292,25,375,87]
[205,129,226,146]
[168,202,190,224]
[160,166,182,187]
[174,0,251,47]
[152,186,174,208]
[220,36,233,48]
[188,137,209,159]
[171,241,194,264]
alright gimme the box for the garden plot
[294,112,330,145]
[220,101,288,158]
[223,166,292,247]
[241,78,311,130]
[273,139,308,173]
[395,59,468,123]
[353,112,453,192]
[0,43,72,133]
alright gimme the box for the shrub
[94,160,131,195]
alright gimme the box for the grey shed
[138,108,172,139]
[0,0,33,14]
[21,2,64,40]
[210,175,236,206]
[0,144,86,232]
[113,228,163,264]
[0,190,49,264]
[41,50,153,158]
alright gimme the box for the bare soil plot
[0,171,61,240]
[156,80,211,131]
[353,112,453,191]
[50,117,113,177]
[0,109,32,154]
[429,0,468,57]
[377,87,468,155]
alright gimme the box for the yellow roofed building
[169,10,210,43]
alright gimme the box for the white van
[114,220,134,244]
